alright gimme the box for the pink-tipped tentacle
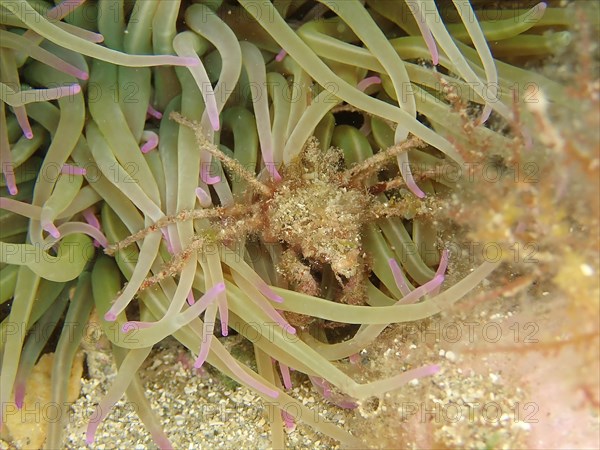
[1,163,17,196]
[436,249,449,278]
[397,274,444,305]
[357,77,381,134]
[281,410,295,430]
[257,283,284,303]
[173,35,220,131]
[50,222,109,249]
[187,290,195,306]
[200,158,221,185]
[193,283,227,368]
[309,376,358,409]
[195,186,212,208]
[14,382,25,409]
[140,130,159,154]
[14,107,33,140]
[429,248,449,296]
[391,249,449,304]
[309,376,332,398]
[357,76,381,92]
[278,362,293,390]
[147,104,163,119]
[82,208,100,230]
[61,163,86,175]
[219,298,229,337]
[397,152,426,198]
[83,207,102,247]
[275,49,287,62]
[42,221,60,239]
[270,309,296,336]
[388,258,411,297]
[406,1,439,65]
[407,363,441,380]
[160,229,174,254]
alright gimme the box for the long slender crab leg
[171,111,274,197]
[341,136,424,184]
[105,206,248,255]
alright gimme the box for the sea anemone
[1,1,596,449]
